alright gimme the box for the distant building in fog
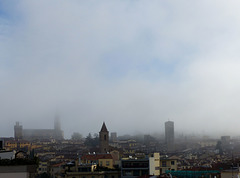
[221,136,231,149]
[14,116,64,140]
[221,136,230,145]
[144,135,151,145]
[14,122,23,140]
[165,121,174,146]
[110,132,117,142]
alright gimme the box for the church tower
[99,122,109,153]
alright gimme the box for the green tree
[84,133,99,147]
[71,132,83,140]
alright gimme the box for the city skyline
[8,119,234,139]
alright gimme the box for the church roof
[100,122,108,132]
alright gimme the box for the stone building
[14,116,64,141]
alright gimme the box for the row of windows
[99,161,110,166]
[162,161,175,167]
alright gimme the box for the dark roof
[100,122,108,132]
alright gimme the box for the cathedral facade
[14,116,64,140]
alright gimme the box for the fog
[1,1,240,138]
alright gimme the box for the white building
[0,150,15,160]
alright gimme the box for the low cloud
[1,1,240,138]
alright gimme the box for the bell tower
[99,122,109,153]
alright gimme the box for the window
[171,161,175,165]
[133,170,140,176]
[162,161,166,167]
[104,135,107,140]
[106,161,110,166]
[100,161,102,166]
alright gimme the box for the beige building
[81,153,114,169]
[149,153,161,176]
[160,156,178,174]
[221,169,240,178]
[5,140,31,151]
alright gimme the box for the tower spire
[100,122,108,132]
[99,122,109,153]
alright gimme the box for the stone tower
[99,122,109,153]
[14,122,23,140]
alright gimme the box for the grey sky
[1,1,240,138]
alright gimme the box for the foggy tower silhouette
[54,115,61,131]
[14,117,64,140]
[14,122,23,140]
[54,115,63,140]
[99,122,109,153]
[165,121,174,145]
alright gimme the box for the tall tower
[165,121,174,146]
[54,115,61,131]
[54,115,63,140]
[110,132,117,142]
[14,122,23,140]
[99,122,109,153]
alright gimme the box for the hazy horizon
[1,1,240,139]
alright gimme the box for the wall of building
[149,153,160,176]
[160,159,177,174]
[99,158,114,169]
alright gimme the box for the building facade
[14,116,64,141]
[121,153,161,177]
